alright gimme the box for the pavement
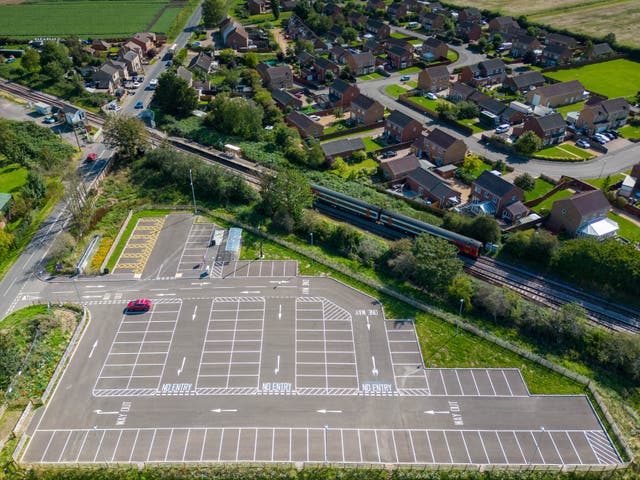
[11,214,621,467]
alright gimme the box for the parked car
[400,75,410,81]
[43,116,56,124]
[495,124,510,134]
[135,101,144,109]
[133,82,140,89]
[592,135,607,145]
[86,152,98,162]
[309,114,321,121]
[606,130,619,138]
[126,299,151,312]
[381,150,397,158]
[166,60,173,66]
[138,76,144,82]
[600,132,614,141]
[426,92,438,100]
[576,139,591,149]
[594,133,609,143]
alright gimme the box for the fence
[318,122,382,142]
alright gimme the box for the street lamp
[323,425,328,464]
[309,232,313,247]
[456,298,464,336]
[189,169,197,215]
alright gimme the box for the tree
[385,238,416,279]
[295,38,314,55]
[202,0,228,27]
[333,107,344,118]
[260,170,312,229]
[154,72,198,117]
[583,39,594,58]
[448,274,473,312]
[21,48,40,73]
[0,334,21,391]
[206,94,264,140]
[0,230,15,261]
[514,131,542,155]
[305,141,325,168]
[514,172,536,191]
[468,215,501,244]
[42,61,65,81]
[218,48,236,65]
[603,32,616,46]
[39,41,71,70]
[456,101,479,120]
[461,155,481,174]
[49,232,76,262]
[103,115,148,160]
[244,51,258,68]
[492,33,504,50]
[22,170,46,204]
[342,27,358,43]
[270,0,280,19]
[412,234,463,293]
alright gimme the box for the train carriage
[311,185,382,220]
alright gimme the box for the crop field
[151,6,181,33]
[0,0,170,38]
[544,59,640,100]
[441,0,640,48]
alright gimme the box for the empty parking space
[112,217,165,277]
[175,222,216,277]
[26,427,620,466]
[222,260,298,278]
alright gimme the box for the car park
[126,299,151,312]
[135,101,144,109]
[426,92,438,100]
[576,139,591,148]
[400,75,410,81]
[495,124,510,134]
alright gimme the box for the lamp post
[456,298,464,336]
[189,169,197,215]
[323,425,328,464]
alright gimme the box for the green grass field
[555,100,586,118]
[531,189,573,213]
[609,211,640,242]
[523,177,556,201]
[358,72,384,81]
[458,118,487,134]
[536,143,593,160]
[584,173,625,190]
[0,163,28,193]
[0,0,168,38]
[544,59,640,100]
[618,123,640,140]
[150,6,181,34]
[397,66,421,75]
[385,84,410,99]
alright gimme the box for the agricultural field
[0,0,171,38]
[544,59,640,100]
[441,0,640,48]
[150,6,182,34]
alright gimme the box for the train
[310,184,483,258]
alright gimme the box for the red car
[126,299,151,312]
[86,152,98,162]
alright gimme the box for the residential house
[285,110,324,138]
[459,59,507,87]
[548,190,618,239]
[280,0,298,10]
[576,97,630,134]
[329,45,347,64]
[471,91,507,116]
[327,25,343,42]
[470,170,524,218]
[248,0,269,14]
[220,17,250,49]
[380,154,420,180]
[312,57,340,83]
[176,66,193,87]
[120,41,144,61]
[502,200,530,224]
[365,0,386,11]
[62,105,86,126]
[297,51,315,67]
[458,7,481,23]
[385,110,423,143]
[545,32,577,50]
[418,65,450,93]
[346,12,368,28]
[541,43,572,66]
[345,51,375,75]
[92,63,124,93]
[387,2,408,19]
[448,82,477,103]
[365,19,391,40]
[618,174,636,199]
[421,37,448,61]
[413,128,467,166]
[525,80,585,107]
[329,78,360,108]
[405,168,461,207]
[521,112,566,146]
[456,22,482,43]
[420,12,445,32]
[270,88,303,111]
[321,138,366,161]
[121,50,141,75]
[91,40,110,53]
[509,33,541,58]
[385,37,415,54]
[588,43,614,59]
[189,51,216,75]
[488,16,519,34]
[631,164,640,198]
[503,70,545,93]
[256,63,293,88]
[131,32,156,56]
[387,45,414,69]
[350,94,384,125]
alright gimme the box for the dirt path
[271,28,289,53]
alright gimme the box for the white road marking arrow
[82,295,102,299]
[84,285,105,289]
[210,408,238,413]
[156,293,176,297]
[88,341,98,358]
[317,409,342,414]
[278,304,282,320]
[192,305,198,321]
[240,291,260,294]
[424,410,450,415]
[93,410,119,415]
[177,357,186,376]
[366,316,371,331]
[371,356,378,377]
[275,355,280,375]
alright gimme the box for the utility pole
[456,298,464,337]
[189,169,197,214]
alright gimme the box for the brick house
[413,128,467,166]
[459,59,506,87]
[380,154,420,180]
[576,97,630,135]
[488,16,519,34]
[345,51,375,75]
[312,57,340,82]
[248,0,269,14]
[329,45,347,64]
[91,40,110,53]
[545,32,577,50]
[470,170,524,218]
[384,110,423,143]
[420,12,445,32]
[406,168,461,207]
[286,111,324,138]
[547,190,618,239]
[131,32,156,55]
[387,45,414,69]
[503,70,545,93]
[270,88,303,111]
[418,65,450,93]
[421,37,448,61]
[448,82,477,103]
[509,33,541,58]
[321,137,366,161]
[350,94,384,125]
[189,51,216,75]
[541,43,572,66]
[256,63,293,88]
[520,113,566,146]
[388,2,408,19]
[365,19,391,40]
[220,17,249,49]
[121,50,142,75]
[458,7,481,23]
[525,80,585,108]
[328,78,360,108]
[92,62,125,93]
[456,22,482,43]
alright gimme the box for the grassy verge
[166,0,200,41]
[446,49,458,62]
[534,144,593,161]
[104,209,171,272]
[619,123,640,140]
[457,118,487,134]
[397,66,421,75]
[385,84,410,99]
[358,72,384,80]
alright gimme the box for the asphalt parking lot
[19,215,622,467]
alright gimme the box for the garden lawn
[446,49,458,62]
[406,80,417,88]
[544,59,640,100]
[555,100,586,118]
[397,66,421,75]
[0,163,28,193]
[390,32,410,39]
[531,189,573,213]
[619,123,640,140]
[0,0,168,38]
[323,120,351,135]
[385,84,410,99]
[523,177,556,202]
[458,118,487,134]
[584,173,625,190]
[609,211,640,242]
[332,157,378,179]
[362,136,384,152]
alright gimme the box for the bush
[514,172,536,191]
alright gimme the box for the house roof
[556,189,610,216]
[297,51,314,64]
[472,93,506,115]
[546,32,576,47]
[387,110,417,128]
[425,128,459,149]
[474,170,517,197]
[190,51,214,71]
[407,168,459,198]
[331,78,355,93]
[508,32,537,47]
[505,200,528,216]
[92,40,110,48]
[351,94,379,110]
[314,57,337,71]
[543,43,571,56]
[450,82,476,99]
[270,88,298,106]
[598,97,630,116]
[592,43,613,56]
[422,37,446,49]
[347,51,375,67]
[532,112,565,131]
[478,58,506,72]
[382,154,420,176]
[321,137,366,157]
[176,66,192,83]
[264,64,292,81]
[287,110,321,131]
[423,65,449,79]
[123,50,138,62]
[388,45,409,57]
[509,70,544,89]
[366,19,385,30]
[534,80,584,98]
[97,63,119,77]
